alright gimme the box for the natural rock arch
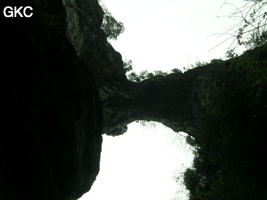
[64,0,243,138]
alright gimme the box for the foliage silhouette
[181,45,267,200]
[101,6,125,40]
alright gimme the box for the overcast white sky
[79,0,249,200]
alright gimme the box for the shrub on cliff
[101,6,125,40]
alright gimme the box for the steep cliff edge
[1,0,104,199]
[64,0,127,85]
[63,0,135,136]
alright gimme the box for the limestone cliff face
[62,0,267,139]
[62,0,231,137]
[2,0,266,199]
[0,0,223,199]
[1,0,136,198]
[64,0,127,86]
[63,0,133,136]
[1,0,103,200]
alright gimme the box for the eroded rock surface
[1,0,103,199]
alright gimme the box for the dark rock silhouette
[1,0,102,199]
[1,0,267,199]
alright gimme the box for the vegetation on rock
[181,45,267,200]
[178,1,267,198]
[1,0,267,200]
[101,6,125,40]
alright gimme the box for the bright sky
[81,123,193,200]
[79,0,248,199]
